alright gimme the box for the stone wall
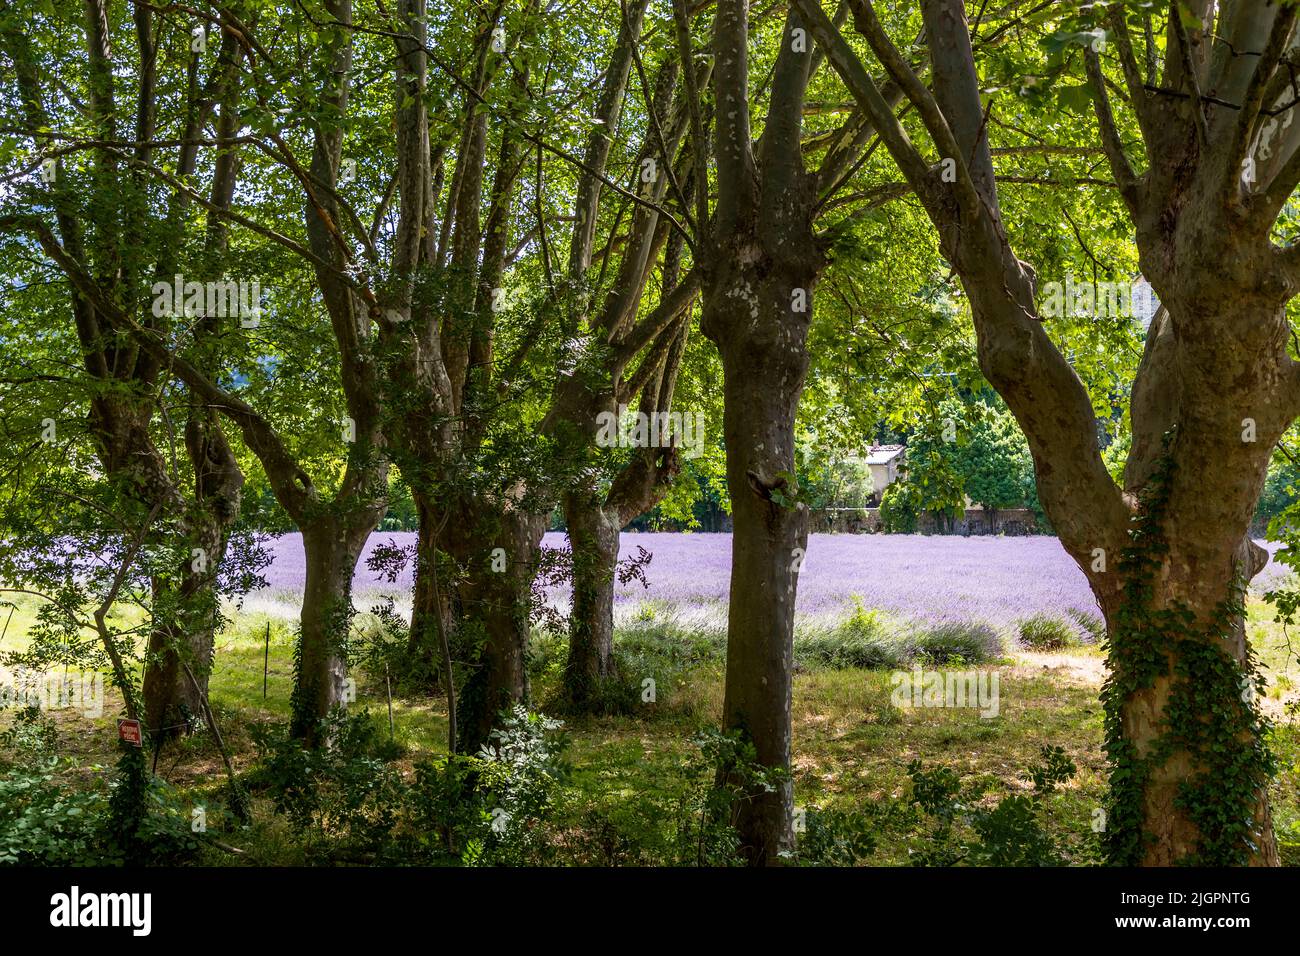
[814,507,1044,535]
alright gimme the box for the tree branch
[1085,45,1144,214]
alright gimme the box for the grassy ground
[2,591,1298,865]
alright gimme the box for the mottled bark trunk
[291,520,368,743]
[563,496,621,708]
[703,263,815,866]
[1103,294,1287,864]
[453,508,546,754]
[1104,535,1279,866]
[700,0,820,865]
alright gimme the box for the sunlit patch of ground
[1011,649,1108,688]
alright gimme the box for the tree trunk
[563,495,621,709]
[1104,533,1280,866]
[142,609,206,739]
[142,408,243,739]
[291,520,368,743]
[561,436,682,711]
[702,261,816,866]
[142,559,221,738]
[453,507,546,754]
[1102,304,1286,865]
[699,0,821,864]
[408,491,454,674]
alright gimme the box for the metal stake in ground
[385,662,394,738]
[263,621,270,699]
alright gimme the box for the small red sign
[117,719,143,747]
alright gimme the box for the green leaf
[1056,84,1094,115]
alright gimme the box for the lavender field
[246,532,1293,636]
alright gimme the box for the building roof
[863,444,905,465]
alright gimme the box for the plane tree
[791,0,1300,864]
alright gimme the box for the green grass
[1,592,1298,865]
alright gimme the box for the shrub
[879,482,920,533]
[791,805,883,865]
[795,602,905,670]
[351,598,441,694]
[0,753,201,867]
[537,608,725,716]
[247,705,569,866]
[110,764,207,865]
[904,746,1085,866]
[0,759,105,865]
[470,706,571,865]
[0,705,59,762]
[248,708,406,857]
[1066,608,1105,643]
[794,628,901,670]
[670,727,790,866]
[399,754,492,864]
[1018,614,1079,651]
[912,621,1002,664]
